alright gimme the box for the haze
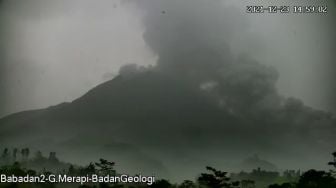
[0,0,335,117]
[0,0,335,181]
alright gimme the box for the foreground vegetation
[0,148,335,188]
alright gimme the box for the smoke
[1,0,334,116]
[119,0,272,119]
[135,0,336,113]
[122,0,336,168]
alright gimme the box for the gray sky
[0,0,156,117]
[0,0,335,117]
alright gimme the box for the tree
[21,148,30,161]
[179,180,196,188]
[68,165,76,175]
[80,163,96,175]
[150,179,172,188]
[328,151,336,168]
[297,170,336,188]
[268,183,295,188]
[197,166,239,188]
[1,148,10,164]
[241,180,255,188]
[0,162,26,176]
[12,148,18,161]
[95,158,115,175]
[48,152,59,162]
[26,148,30,159]
[2,148,9,157]
[34,150,44,160]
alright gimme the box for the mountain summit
[0,68,335,180]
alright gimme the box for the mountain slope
[0,70,335,180]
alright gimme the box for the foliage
[268,152,336,188]
[95,159,115,176]
[178,180,196,188]
[0,149,336,188]
[150,179,172,188]
[296,170,336,188]
[197,166,239,188]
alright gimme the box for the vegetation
[0,148,335,188]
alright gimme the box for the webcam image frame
[0,0,335,187]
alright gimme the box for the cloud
[122,0,336,166]
[127,0,281,117]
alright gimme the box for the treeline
[0,147,70,173]
[0,149,335,188]
[230,168,300,188]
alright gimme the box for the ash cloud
[124,0,336,167]
[134,0,279,109]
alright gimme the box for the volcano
[0,69,335,181]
